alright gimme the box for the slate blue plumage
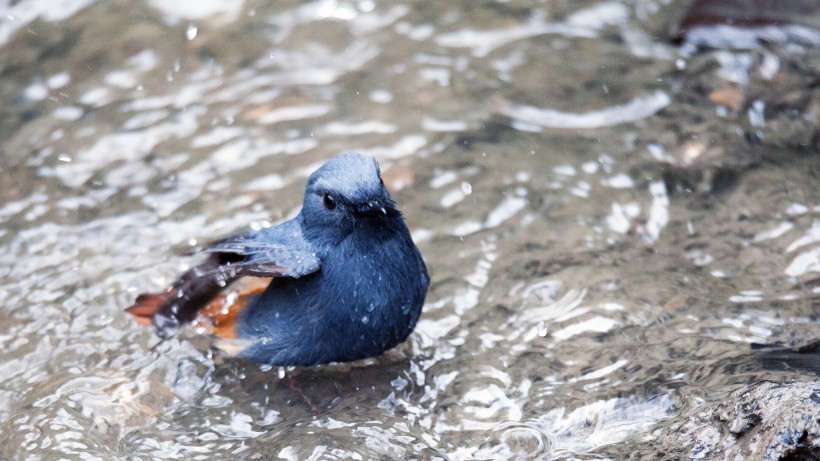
[128,152,429,366]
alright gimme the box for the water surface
[0,1,818,459]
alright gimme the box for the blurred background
[0,0,818,459]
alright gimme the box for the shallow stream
[0,1,818,459]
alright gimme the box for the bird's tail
[125,253,241,333]
[125,290,176,326]
[125,253,271,338]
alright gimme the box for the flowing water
[0,1,818,459]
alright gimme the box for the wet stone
[671,0,820,44]
[645,381,820,461]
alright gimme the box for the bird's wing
[126,219,320,332]
[203,225,320,278]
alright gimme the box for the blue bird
[126,152,429,366]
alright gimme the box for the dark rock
[652,381,820,460]
[671,0,820,45]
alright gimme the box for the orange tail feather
[125,290,176,325]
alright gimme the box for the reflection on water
[0,0,818,459]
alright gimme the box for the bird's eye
[322,192,336,210]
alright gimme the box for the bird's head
[302,152,400,243]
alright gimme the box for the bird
[126,152,429,366]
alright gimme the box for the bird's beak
[354,199,399,218]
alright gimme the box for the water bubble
[361,315,369,324]
[277,368,286,379]
[367,302,376,312]
[536,321,548,337]
[186,24,198,40]
[461,181,472,195]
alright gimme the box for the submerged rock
[654,0,820,200]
